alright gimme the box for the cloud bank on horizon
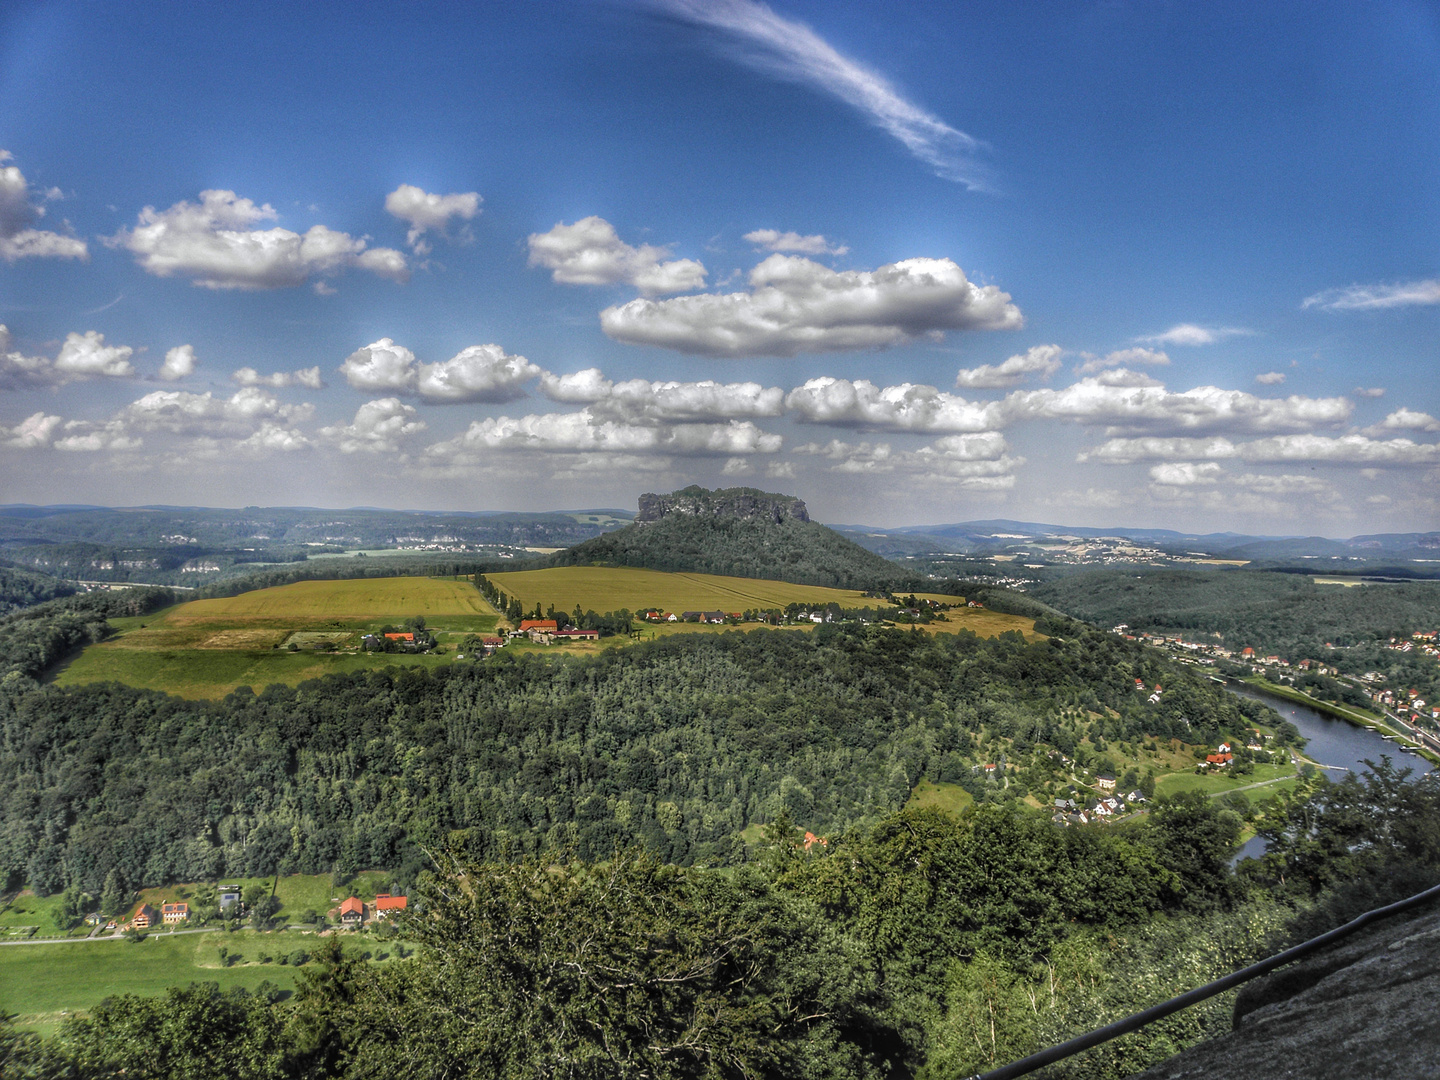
[0,2,1436,535]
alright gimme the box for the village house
[554,627,600,641]
[218,885,242,914]
[1205,752,1233,767]
[161,901,189,924]
[518,619,557,633]
[1096,774,1117,791]
[339,897,365,926]
[130,903,158,930]
[374,894,408,918]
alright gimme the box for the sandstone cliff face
[1129,904,1440,1080]
[635,486,810,525]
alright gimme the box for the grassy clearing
[54,646,464,700]
[0,928,400,1035]
[52,576,500,699]
[0,932,300,1034]
[1154,761,1295,799]
[906,781,975,816]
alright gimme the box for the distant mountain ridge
[549,486,903,591]
[829,517,1440,563]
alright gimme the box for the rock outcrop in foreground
[1130,904,1440,1080]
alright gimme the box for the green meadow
[52,576,501,699]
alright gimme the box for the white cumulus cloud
[796,432,1020,488]
[1081,432,1440,468]
[118,387,311,437]
[159,345,197,381]
[743,229,847,256]
[1255,371,1286,385]
[232,366,324,390]
[1369,408,1440,434]
[1136,324,1251,347]
[110,190,408,290]
[1003,379,1351,436]
[0,411,64,448]
[954,344,1063,389]
[427,410,781,461]
[384,184,481,254]
[53,331,137,380]
[603,254,1021,358]
[1075,347,1169,375]
[319,398,427,453]
[0,150,88,262]
[538,367,784,423]
[655,0,986,187]
[0,328,140,392]
[338,338,539,403]
[1303,279,1440,311]
[527,217,706,295]
[786,376,1003,433]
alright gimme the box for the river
[1226,684,1432,863]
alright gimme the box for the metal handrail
[968,878,1440,1080]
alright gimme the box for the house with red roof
[130,903,159,930]
[339,896,365,926]
[375,894,408,918]
[161,901,189,924]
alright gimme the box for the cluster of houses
[515,619,600,644]
[95,885,410,933]
[1053,781,1147,826]
[1133,678,1164,703]
[639,610,741,624]
[337,893,407,927]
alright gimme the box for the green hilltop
[545,485,905,591]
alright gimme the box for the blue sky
[2,0,1438,534]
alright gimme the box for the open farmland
[52,576,499,699]
[489,565,875,614]
[489,566,1039,639]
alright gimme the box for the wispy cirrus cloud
[1302,279,1440,311]
[654,0,987,188]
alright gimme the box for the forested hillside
[0,564,76,613]
[4,582,1439,1079]
[1030,568,1440,651]
[7,763,1438,1080]
[1,619,1273,897]
[550,485,906,590]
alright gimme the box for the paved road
[0,926,221,947]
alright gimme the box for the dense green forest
[0,564,77,613]
[0,588,177,681]
[5,762,1437,1080]
[1028,568,1440,705]
[3,574,1438,1078]
[1028,568,1440,651]
[0,619,1278,897]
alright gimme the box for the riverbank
[1237,676,1439,764]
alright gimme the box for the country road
[0,926,222,947]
